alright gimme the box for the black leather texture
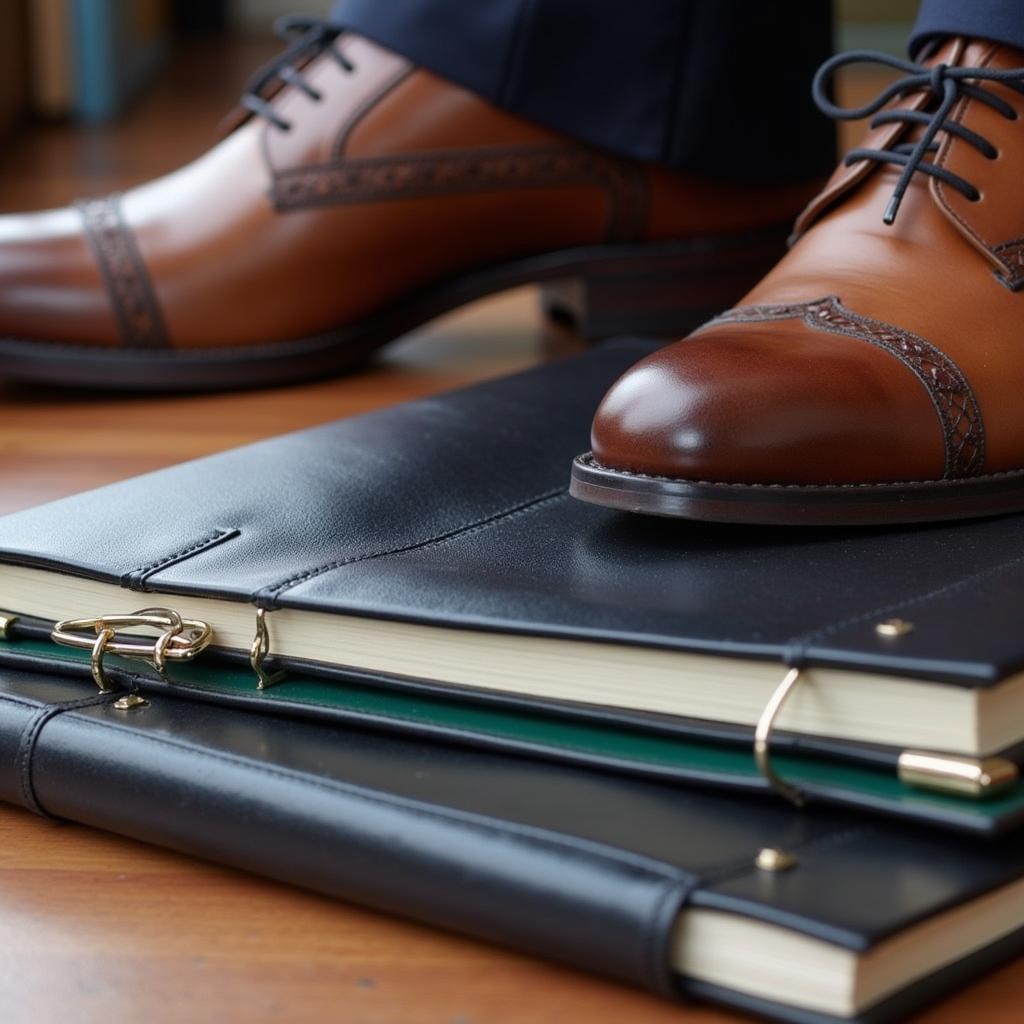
[0,663,1022,1024]
[4,341,1024,827]
[1,339,1024,688]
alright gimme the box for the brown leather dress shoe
[0,17,815,391]
[573,39,1024,525]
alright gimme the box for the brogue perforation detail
[75,195,169,348]
[271,146,648,244]
[707,297,985,480]
[991,240,1024,291]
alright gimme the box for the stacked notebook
[1,339,1023,1022]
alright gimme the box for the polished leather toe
[0,207,119,345]
[590,315,947,486]
[579,38,1024,524]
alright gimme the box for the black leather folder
[3,341,1024,832]
[1,661,1022,1024]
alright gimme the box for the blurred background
[0,0,917,214]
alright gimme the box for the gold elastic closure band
[754,666,806,807]
[0,611,18,640]
[897,750,1019,799]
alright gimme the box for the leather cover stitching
[75,195,170,349]
[931,45,1024,287]
[708,296,986,480]
[330,63,415,159]
[121,527,241,591]
[789,547,1024,652]
[257,488,567,604]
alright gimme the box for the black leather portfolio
[1,661,1022,1024]
[3,341,1024,833]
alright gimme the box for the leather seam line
[362,492,572,560]
[52,712,691,884]
[121,527,241,591]
[702,297,985,479]
[932,44,1017,281]
[789,547,1024,651]
[579,453,1024,490]
[331,62,416,159]
[256,488,568,604]
[15,692,120,820]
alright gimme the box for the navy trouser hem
[330,0,835,182]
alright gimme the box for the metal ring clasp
[52,608,213,692]
[250,607,286,690]
[754,666,806,807]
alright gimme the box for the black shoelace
[812,49,1024,224]
[240,15,353,132]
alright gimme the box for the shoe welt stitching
[578,452,1024,490]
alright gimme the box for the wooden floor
[0,38,1020,1024]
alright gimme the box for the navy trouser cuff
[330,0,835,182]
[911,0,1024,56]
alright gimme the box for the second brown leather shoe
[0,17,815,391]
[574,39,1024,526]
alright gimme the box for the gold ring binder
[89,627,117,692]
[250,607,287,690]
[51,609,213,692]
[754,666,806,807]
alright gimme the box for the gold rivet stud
[875,617,914,638]
[755,847,798,872]
[113,694,150,711]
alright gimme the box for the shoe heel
[540,224,791,341]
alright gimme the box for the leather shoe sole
[570,452,1024,526]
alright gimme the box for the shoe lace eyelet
[813,50,1024,225]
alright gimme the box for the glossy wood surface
[0,38,1020,1023]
